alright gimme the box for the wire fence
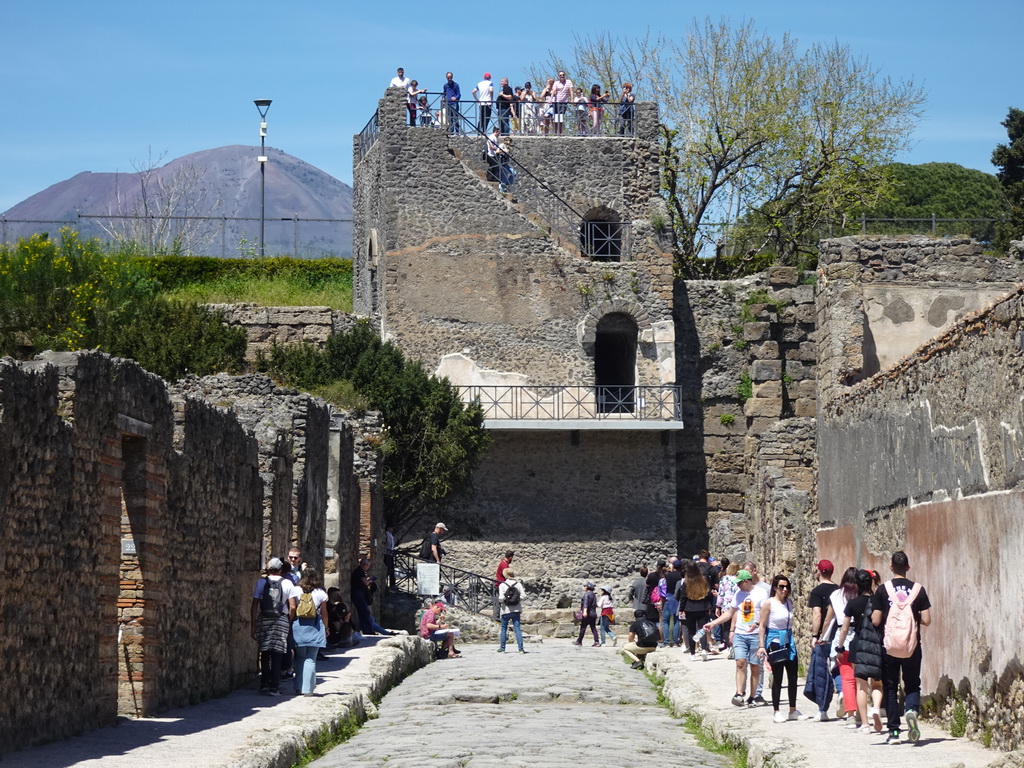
[0,213,352,259]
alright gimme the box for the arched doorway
[594,312,637,413]
[580,207,623,261]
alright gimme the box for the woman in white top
[757,574,801,723]
[597,586,616,646]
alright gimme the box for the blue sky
[1,0,1018,213]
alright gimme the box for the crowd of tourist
[387,67,636,137]
[580,550,933,745]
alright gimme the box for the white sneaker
[868,706,883,733]
[701,649,708,662]
[774,711,787,724]
[788,710,802,721]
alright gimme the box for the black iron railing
[459,385,683,421]
[404,93,636,138]
[392,550,498,617]
[356,109,380,163]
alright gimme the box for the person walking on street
[572,581,600,647]
[704,569,765,707]
[836,569,885,734]
[289,567,329,696]
[758,574,802,723]
[497,568,526,653]
[871,550,931,744]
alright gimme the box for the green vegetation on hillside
[0,230,246,380]
[258,323,491,537]
[856,162,1010,243]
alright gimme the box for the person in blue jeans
[497,569,526,653]
[289,567,330,695]
[660,560,682,646]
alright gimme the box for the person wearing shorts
[705,569,765,706]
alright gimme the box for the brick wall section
[0,352,262,755]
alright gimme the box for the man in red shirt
[496,550,514,583]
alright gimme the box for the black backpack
[636,618,659,646]
[503,582,521,606]
[260,577,284,618]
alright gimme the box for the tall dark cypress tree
[991,108,1024,249]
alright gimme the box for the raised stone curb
[647,653,804,768]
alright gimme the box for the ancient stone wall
[0,352,262,755]
[211,303,355,361]
[353,89,674,385]
[815,238,1024,748]
[675,266,818,562]
[172,373,331,570]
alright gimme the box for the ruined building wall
[815,237,1024,749]
[352,89,679,592]
[675,266,818,566]
[0,352,262,755]
[210,303,355,361]
[172,373,331,570]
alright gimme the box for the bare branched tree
[102,148,223,255]
[535,18,926,277]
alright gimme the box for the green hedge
[139,256,353,290]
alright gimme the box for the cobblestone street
[310,640,727,768]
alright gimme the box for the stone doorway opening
[116,434,159,717]
[594,312,637,413]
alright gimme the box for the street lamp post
[254,99,272,257]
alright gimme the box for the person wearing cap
[428,522,448,564]
[473,73,493,133]
[704,569,765,707]
[572,581,600,647]
[808,559,839,644]
[251,557,298,695]
[623,609,660,668]
[419,600,462,658]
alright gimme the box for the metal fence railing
[397,93,636,138]
[356,109,380,164]
[459,384,684,422]
[392,550,498,618]
[0,214,352,259]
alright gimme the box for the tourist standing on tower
[442,73,461,134]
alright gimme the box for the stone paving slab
[308,640,727,768]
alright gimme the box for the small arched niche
[580,206,623,262]
[594,312,638,413]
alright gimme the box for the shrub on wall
[0,230,246,380]
[259,322,491,538]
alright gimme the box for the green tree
[992,107,1024,248]
[855,162,1009,242]
[260,323,491,538]
[537,18,926,276]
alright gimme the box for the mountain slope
[3,146,352,257]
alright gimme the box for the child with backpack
[870,551,932,744]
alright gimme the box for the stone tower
[352,88,682,590]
